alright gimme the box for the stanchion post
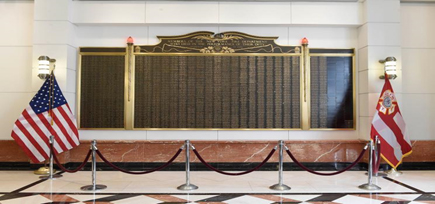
[81,140,107,191]
[365,136,387,177]
[270,140,290,191]
[177,140,198,191]
[40,136,62,179]
[359,141,381,190]
[373,136,387,177]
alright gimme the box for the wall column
[358,0,402,140]
[32,0,77,113]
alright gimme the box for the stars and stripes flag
[11,73,79,163]
[370,73,412,169]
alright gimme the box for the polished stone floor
[0,170,434,203]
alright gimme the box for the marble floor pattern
[0,171,434,203]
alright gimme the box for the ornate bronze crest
[135,31,300,54]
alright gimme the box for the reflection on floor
[0,171,434,203]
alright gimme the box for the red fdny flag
[11,74,80,163]
[370,73,412,169]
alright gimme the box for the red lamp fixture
[301,37,309,46]
[127,36,134,44]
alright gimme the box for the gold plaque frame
[77,48,127,130]
[77,31,356,131]
[307,49,356,130]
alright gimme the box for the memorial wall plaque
[134,32,301,129]
[79,48,126,129]
[309,49,355,129]
[77,32,355,130]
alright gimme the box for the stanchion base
[385,169,403,177]
[39,174,63,179]
[269,183,291,191]
[358,183,381,190]
[365,172,388,177]
[80,184,107,191]
[177,183,198,191]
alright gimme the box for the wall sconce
[38,56,56,80]
[379,56,397,80]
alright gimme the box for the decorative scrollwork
[193,33,243,42]
[136,31,300,54]
[199,46,235,53]
[200,46,215,53]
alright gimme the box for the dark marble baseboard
[1,162,434,171]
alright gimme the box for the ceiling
[72,0,434,2]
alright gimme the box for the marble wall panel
[72,1,146,24]
[34,0,70,21]
[0,141,30,162]
[407,140,435,162]
[146,2,218,24]
[0,93,34,140]
[401,94,435,140]
[291,2,361,25]
[76,25,148,47]
[366,23,401,47]
[0,1,33,46]
[288,26,358,49]
[1,140,433,164]
[219,2,291,24]
[0,47,33,93]
[364,0,400,23]
[402,49,435,94]
[401,3,435,49]
[33,21,75,46]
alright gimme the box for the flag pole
[33,159,50,175]
[383,72,403,177]
[39,136,62,179]
[385,167,403,176]
[34,67,57,176]
[39,69,62,179]
[371,71,410,177]
[13,57,79,176]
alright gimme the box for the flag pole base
[81,184,107,191]
[385,168,403,176]
[358,183,381,190]
[270,183,291,191]
[365,172,388,177]
[34,167,54,175]
[177,183,198,191]
[39,174,62,179]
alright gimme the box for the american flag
[11,74,79,163]
[371,73,412,169]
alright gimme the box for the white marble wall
[357,0,403,140]
[401,3,435,140]
[71,1,361,25]
[75,23,359,141]
[0,1,35,140]
[32,0,78,115]
[1,1,433,142]
[71,1,362,141]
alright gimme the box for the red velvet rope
[96,148,183,175]
[192,148,276,176]
[52,147,92,173]
[285,147,367,176]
